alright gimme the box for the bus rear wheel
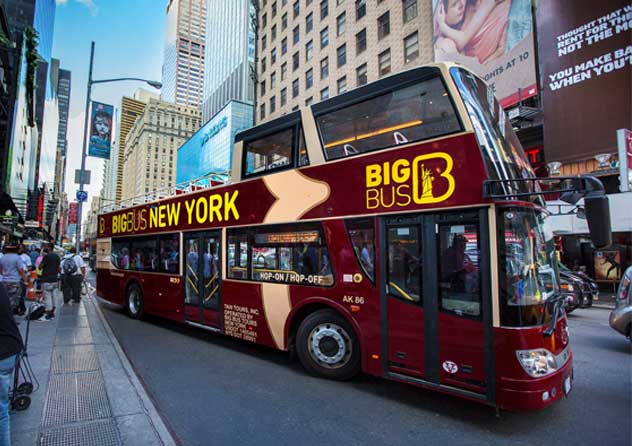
[126,284,144,319]
[296,309,360,381]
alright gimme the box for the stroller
[9,303,41,411]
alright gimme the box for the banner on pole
[88,101,114,159]
[68,202,78,224]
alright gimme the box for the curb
[90,292,177,446]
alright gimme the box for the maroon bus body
[97,133,572,411]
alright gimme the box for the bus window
[244,128,294,176]
[316,75,460,160]
[227,232,249,279]
[438,224,481,318]
[112,239,130,270]
[345,218,375,281]
[159,234,179,274]
[387,226,421,303]
[229,224,334,286]
[298,126,309,167]
[131,237,158,272]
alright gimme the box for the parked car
[609,266,632,342]
[559,273,584,314]
[558,262,599,307]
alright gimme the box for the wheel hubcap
[308,323,351,369]
[129,291,139,314]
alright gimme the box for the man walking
[0,282,24,446]
[39,247,60,320]
[61,247,85,304]
[0,245,28,314]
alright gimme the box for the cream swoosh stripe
[260,170,331,350]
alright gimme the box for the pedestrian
[0,245,28,314]
[61,247,85,304]
[0,282,24,446]
[17,245,32,315]
[39,246,60,320]
[28,244,39,267]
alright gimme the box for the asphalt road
[92,276,631,446]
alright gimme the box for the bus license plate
[564,376,572,395]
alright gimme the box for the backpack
[62,256,78,275]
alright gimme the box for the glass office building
[176,100,253,184]
[201,0,255,122]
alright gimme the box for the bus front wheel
[296,309,360,381]
[126,284,144,319]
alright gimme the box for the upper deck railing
[99,171,231,215]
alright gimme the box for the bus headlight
[516,349,558,378]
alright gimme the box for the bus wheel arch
[125,280,144,319]
[288,302,362,381]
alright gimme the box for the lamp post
[75,41,161,252]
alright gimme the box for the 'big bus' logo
[365,152,455,209]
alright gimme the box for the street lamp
[75,41,161,251]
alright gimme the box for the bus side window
[315,75,461,160]
[298,126,309,167]
[131,237,158,272]
[159,234,180,274]
[243,128,294,177]
[111,239,130,270]
[345,218,375,281]
[227,231,249,279]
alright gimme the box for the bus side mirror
[584,195,612,249]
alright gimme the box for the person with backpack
[61,247,86,304]
[39,246,61,319]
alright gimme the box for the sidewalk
[10,287,176,446]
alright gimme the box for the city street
[90,276,632,446]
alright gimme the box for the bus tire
[126,283,144,319]
[296,309,360,381]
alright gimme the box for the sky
[52,0,168,222]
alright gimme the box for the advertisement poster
[594,251,621,281]
[537,0,632,163]
[432,0,537,107]
[88,101,114,159]
[68,202,78,225]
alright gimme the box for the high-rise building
[121,98,200,202]
[256,0,433,123]
[162,0,207,107]
[113,91,156,202]
[201,0,255,122]
[54,67,70,196]
[5,0,57,219]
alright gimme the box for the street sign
[75,169,91,185]
[76,190,88,202]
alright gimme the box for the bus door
[382,210,493,401]
[184,231,221,329]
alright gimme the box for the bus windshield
[498,207,559,327]
[450,67,539,201]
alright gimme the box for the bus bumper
[497,354,573,411]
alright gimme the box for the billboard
[88,101,114,159]
[537,0,632,163]
[68,202,78,224]
[432,0,537,107]
[594,250,621,281]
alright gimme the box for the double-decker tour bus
[96,63,611,412]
